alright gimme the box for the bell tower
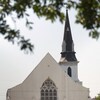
[59,10,79,82]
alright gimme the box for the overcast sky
[0,9,100,100]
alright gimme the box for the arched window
[67,67,72,77]
[41,78,57,100]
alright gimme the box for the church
[6,11,91,100]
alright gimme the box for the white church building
[6,11,91,100]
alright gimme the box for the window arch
[67,67,72,77]
[41,78,57,100]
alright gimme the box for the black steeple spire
[61,10,77,61]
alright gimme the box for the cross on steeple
[60,10,77,62]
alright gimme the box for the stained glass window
[41,78,57,100]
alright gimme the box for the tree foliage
[0,0,100,53]
[95,94,100,100]
[75,0,100,39]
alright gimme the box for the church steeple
[61,10,77,62]
[59,10,79,82]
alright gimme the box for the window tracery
[41,78,57,100]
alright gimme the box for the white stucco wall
[59,61,79,82]
[6,53,90,100]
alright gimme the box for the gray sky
[0,9,100,100]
